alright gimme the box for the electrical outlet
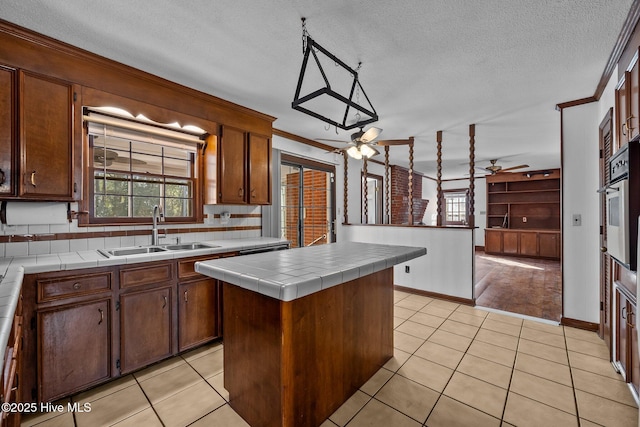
[522,217,527,223]
[573,214,582,226]
[405,266,410,273]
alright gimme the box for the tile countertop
[195,241,427,302]
[0,237,289,357]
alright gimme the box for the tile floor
[22,291,639,427]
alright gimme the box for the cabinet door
[248,133,271,204]
[503,231,519,254]
[519,232,538,256]
[631,56,640,140]
[539,233,559,259]
[38,299,111,402]
[179,279,218,351]
[19,71,74,199]
[120,286,173,373]
[0,66,15,195]
[630,302,639,396]
[484,230,502,254]
[616,72,631,148]
[219,125,246,204]
[617,289,629,378]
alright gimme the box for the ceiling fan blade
[325,146,349,154]
[360,127,382,143]
[376,139,412,146]
[498,164,529,173]
[316,138,351,144]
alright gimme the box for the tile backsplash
[0,203,262,257]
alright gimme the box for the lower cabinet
[120,286,173,374]
[179,279,219,352]
[484,229,560,260]
[616,286,640,395]
[38,299,111,402]
[2,295,22,427]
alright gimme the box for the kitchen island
[195,242,426,427]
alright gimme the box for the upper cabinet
[0,66,15,196]
[616,49,640,149]
[216,125,271,205]
[19,71,76,200]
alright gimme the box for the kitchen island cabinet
[196,242,426,427]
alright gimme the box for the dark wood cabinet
[179,279,219,352]
[617,70,632,147]
[484,230,502,253]
[616,286,640,395]
[539,232,560,258]
[2,294,22,427]
[120,285,173,374]
[38,299,111,402]
[248,133,271,204]
[0,65,15,196]
[18,71,76,200]
[503,231,519,255]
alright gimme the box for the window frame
[441,188,469,226]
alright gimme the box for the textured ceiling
[0,0,633,178]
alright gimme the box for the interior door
[599,108,613,350]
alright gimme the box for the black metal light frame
[292,37,378,131]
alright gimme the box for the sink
[161,243,220,251]
[99,246,168,257]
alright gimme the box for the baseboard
[561,317,599,332]
[394,285,475,306]
[475,245,485,252]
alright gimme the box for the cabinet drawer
[120,262,174,289]
[37,272,112,302]
[178,255,220,280]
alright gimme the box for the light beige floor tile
[397,355,454,392]
[134,357,186,382]
[486,312,524,326]
[509,370,576,414]
[74,375,136,403]
[394,306,417,320]
[374,374,438,422]
[395,320,436,340]
[74,384,149,427]
[347,397,421,427]
[457,353,512,389]
[571,368,637,407]
[428,299,460,311]
[503,392,578,427]
[189,404,250,427]
[419,304,455,318]
[425,395,500,427]
[409,312,446,328]
[514,352,572,386]
[395,297,429,311]
[475,328,519,351]
[394,290,412,301]
[111,407,163,427]
[575,390,639,426]
[579,419,603,427]
[565,337,609,360]
[482,319,522,337]
[394,330,426,353]
[447,311,486,327]
[517,338,568,365]
[139,363,202,404]
[403,294,434,305]
[563,327,605,345]
[188,345,225,378]
[321,420,339,427]
[443,372,507,418]
[181,341,223,363]
[414,341,464,369]
[21,412,75,427]
[206,372,229,401]
[21,399,71,426]
[467,340,516,367]
[154,381,225,427]
[568,351,621,380]
[438,319,479,338]
[427,329,472,352]
[519,326,566,349]
[394,317,405,329]
[454,304,489,319]
[329,390,370,426]
[360,367,394,396]
[384,347,412,371]
[522,319,563,336]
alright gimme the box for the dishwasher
[238,243,290,255]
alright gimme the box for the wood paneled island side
[195,242,426,427]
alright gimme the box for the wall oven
[606,141,640,270]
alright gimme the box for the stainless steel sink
[161,243,220,251]
[98,246,168,257]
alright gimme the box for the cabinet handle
[184,290,188,303]
[622,122,627,136]
[251,188,256,199]
[162,295,167,309]
[73,283,82,290]
[29,171,36,187]
[98,308,103,325]
[238,188,244,197]
[0,168,5,185]
[628,115,635,139]
[622,306,627,319]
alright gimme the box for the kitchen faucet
[152,205,163,246]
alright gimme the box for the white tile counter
[195,241,427,301]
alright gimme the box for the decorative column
[363,156,368,224]
[343,151,348,224]
[468,124,475,228]
[436,131,443,226]
[408,138,414,225]
[385,146,390,224]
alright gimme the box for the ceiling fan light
[347,146,363,159]
[359,144,376,158]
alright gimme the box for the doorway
[280,154,336,247]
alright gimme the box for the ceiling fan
[93,147,146,166]
[477,159,529,175]
[318,127,413,159]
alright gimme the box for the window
[443,189,469,225]
[362,173,383,224]
[86,111,202,224]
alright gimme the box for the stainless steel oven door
[607,179,629,266]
